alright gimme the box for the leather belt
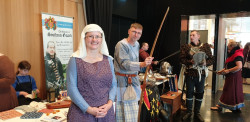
[115,72,137,84]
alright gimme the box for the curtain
[85,0,113,46]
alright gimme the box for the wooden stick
[158,50,180,63]
[138,7,170,122]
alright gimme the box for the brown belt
[115,72,137,84]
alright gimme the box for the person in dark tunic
[0,53,18,112]
[242,42,250,84]
[12,60,40,105]
[180,30,214,122]
[211,41,244,113]
[66,24,117,122]
[139,42,158,73]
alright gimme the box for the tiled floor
[173,89,250,122]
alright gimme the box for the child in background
[12,60,40,105]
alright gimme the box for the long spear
[138,7,170,122]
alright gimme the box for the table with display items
[0,108,68,122]
[139,73,178,96]
[0,100,70,122]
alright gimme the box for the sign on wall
[42,13,73,97]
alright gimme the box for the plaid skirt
[116,101,139,122]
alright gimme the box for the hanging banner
[42,13,73,97]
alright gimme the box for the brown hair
[142,42,148,46]
[16,60,31,75]
[191,30,200,35]
[243,42,250,58]
[130,23,143,30]
[228,40,241,48]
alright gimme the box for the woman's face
[85,31,102,51]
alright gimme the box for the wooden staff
[138,7,170,122]
[158,50,180,63]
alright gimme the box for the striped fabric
[116,101,139,122]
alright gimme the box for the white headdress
[71,24,111,58]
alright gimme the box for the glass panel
[218,12,250,92]
[221,12,250,47]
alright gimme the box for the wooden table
[160,91,182,122]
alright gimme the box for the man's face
[142,43,149,51]
[128,27,142,42]
[190,31,200,43]
[47,42,55,56]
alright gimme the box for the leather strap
[115,72,137,84]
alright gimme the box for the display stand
[160,91,181,122]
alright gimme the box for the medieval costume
[139,48,154,72]
[180,41,214,119]
[67,24,116,122]
[140,82,161,122]
[218,46,245,110]
[0,55,18,112]
[114,39,141,121]
[242,43,250,78]
[139,48,149,62]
